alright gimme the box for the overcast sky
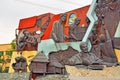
[0,0,92,44]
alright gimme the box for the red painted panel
[42,14,60,40]
[18,16,37,29]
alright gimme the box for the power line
[58,0,83,6]
[16,0,67,11]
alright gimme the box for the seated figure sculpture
[69,42,117,67]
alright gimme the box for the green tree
[10,39,16,51]
[2,67,9,73]
[6,51,13,57]
[0,59,5,63]
[0,67,2,72]
[0,51,3,59]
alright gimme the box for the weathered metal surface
[16,29,39,51]
[9,51,37,73]
[38,39,81,58]
[38,39,93,58]
[29,52,49,73]
[90,0,120,62]
[100,40,118,63]
[50,13,67,43]
[48,56,64,74]
[49,47,79,65]
[31,52,49,63]
[0,72,30,80]
[12,56,28,72]
[69,17,87,41]
[55,67,62,74]
[36,15,51,32]
[96,0,120,37]
[113,38,120,49]
[72,27,87,41]
[89,28,101,58]
[47,66,56,73]
[99,29,118,63]
[30,62,47,73]
[69,42,117,67]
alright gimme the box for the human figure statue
[32,30,44,43]
[99,28,117,63]
[89,28,101,58]
[69,42,117,67]
[69,18,80,41]
[16,29,28,51]
[89,28,99,45]
[16,29,40,51]
[86,17,90,25]
[12,56,28,72]
[50,13,67,43]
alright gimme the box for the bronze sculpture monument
[69,18,80,41]
[50,13,68,43]
[12,56,28,72]
[69,42,117,67]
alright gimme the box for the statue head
[92,28,97,35]
[80,42,88,53]
[15,57,21,63]
[99,34,106,43]
[74,18,80,25]
[20,56,26,62]
[23,30,30,40]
